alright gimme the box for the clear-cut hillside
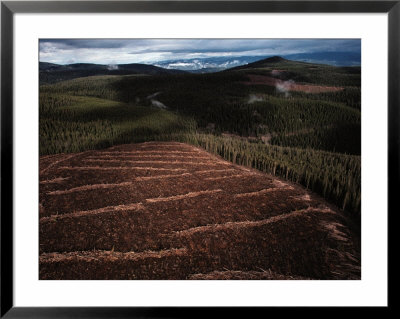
[39,142,360,280]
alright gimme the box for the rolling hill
[39,61,186,84]
[229,56,361,86]
[39,56,361,214]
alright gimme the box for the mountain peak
[261,56,287,63]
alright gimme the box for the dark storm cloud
[40,39,131,49]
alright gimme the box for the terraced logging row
[39,142,360,280]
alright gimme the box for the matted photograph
[38,39,361,280]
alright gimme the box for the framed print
[1,0,396,317]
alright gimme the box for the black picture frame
[1,1,396,317]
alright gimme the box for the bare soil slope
[39,142,360,280]
[244,74,344,93]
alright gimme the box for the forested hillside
[39,57,361,216]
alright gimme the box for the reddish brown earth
[244,74,344,93]
[39,142,360,280]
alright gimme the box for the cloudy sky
[39,39,360,65]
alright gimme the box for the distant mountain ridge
[39,62,186,84]
[284,51,361,66]
[153,56,263,72]
[40,51,361,84]
[152,52,360,73]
